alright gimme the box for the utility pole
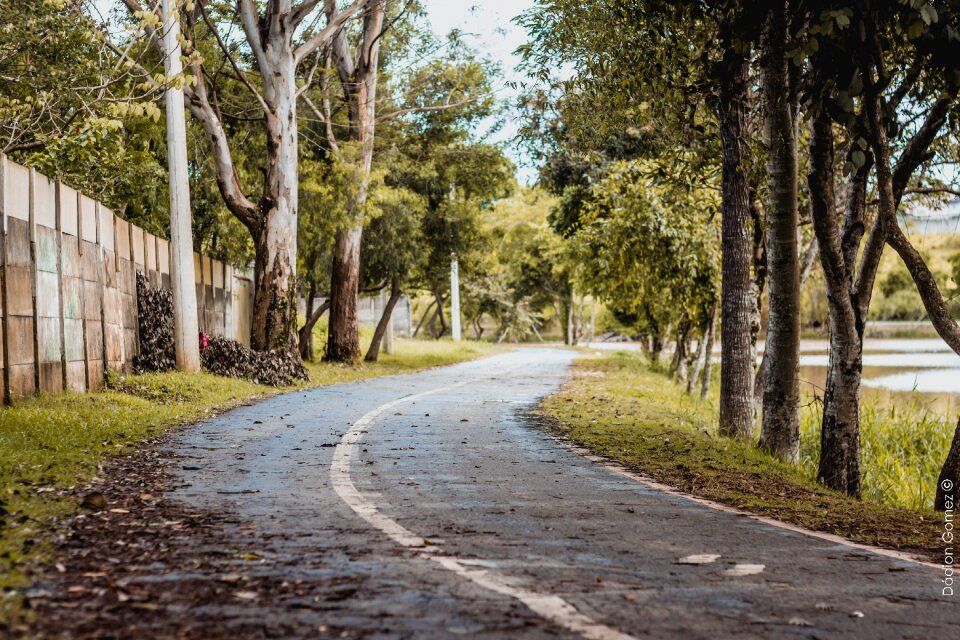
[450,254,461,342]
[162,0,200,372]
[447,182,461,342]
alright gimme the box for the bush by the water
[132,272,175,373]
[200,335,308,387]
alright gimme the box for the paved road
[162,348,951,638]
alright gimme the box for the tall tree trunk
[325,0,386,362]
[250,205,298,353]
[326,225,362,361]
[758,2,801,462]
[365,276,401,362]
[936,417,960,512]
[716,32,756,440]
[808,109,864,496]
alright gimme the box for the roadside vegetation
[541,351,943,559]
[0,337,499,617]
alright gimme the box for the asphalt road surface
[102,348,954,638]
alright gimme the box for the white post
[162,0,200,372]
[382,288,395,354]
[450,255,461,342]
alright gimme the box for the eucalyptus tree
[298,7,502,360]
[321,0,388,362]
[110,0,367,355]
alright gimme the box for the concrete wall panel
[58,183,79,237]
[4,160,30,221]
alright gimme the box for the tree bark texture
[326,224,363,361]
[808,110,864,496]
[716,33,756,440]
[325,0,386,361]
[758,2,801,462]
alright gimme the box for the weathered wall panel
[0,158,255,401]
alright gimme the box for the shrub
[200,335,308,387]
[132,272,175,373]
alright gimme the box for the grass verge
[0,337,500,621]
[539,351,942,560]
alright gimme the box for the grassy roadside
[0,338,501,619]
[539,351,943,560]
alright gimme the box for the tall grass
[800,400,954,510]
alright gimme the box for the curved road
[167,348,950,638]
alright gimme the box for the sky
[420,0,538,183]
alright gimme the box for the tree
[323,0,387,362]
[804,1,960,495]
[518,0,762,437]
[1,1,168,216]
[714,7,761,440]
[757,0,801,461]
[111,0,367,355]
[569,160,720,380]
[361,184,426,361]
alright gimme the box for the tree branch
[376,95,481,123]
[290,0,323,26]
[237,0,269,72]
[295,0,366,65]
[198,0,269,113]
[902,186,960,199]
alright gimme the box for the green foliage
[571,160,720,335]
[0,0,169,220]
[950,252,960,290]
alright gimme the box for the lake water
[586,337,960,410]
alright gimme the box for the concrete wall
[0,156,254,401]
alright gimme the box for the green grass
[0,336,500,621]
[801,400,955,511]
[540,351,942,558]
